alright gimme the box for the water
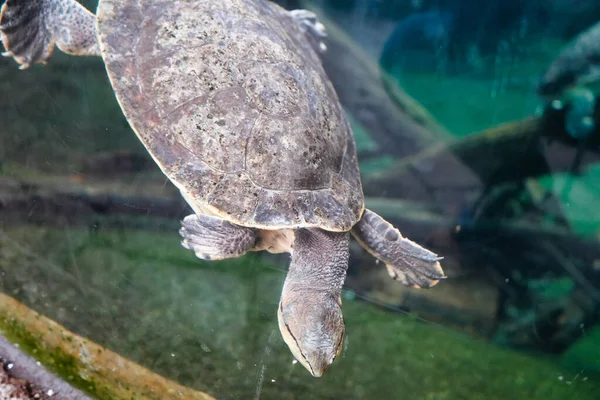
[0,0,599,399]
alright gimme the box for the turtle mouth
[284,320,319,376]
[279,302,317,376]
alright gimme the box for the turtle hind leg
[179,214,258,261]
[0,0,100,69]
[289,9,327,53]
[351,209,446,288]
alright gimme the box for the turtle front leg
[0,0,100,70]
[351,209,446,288]
[179,214,257,261]
[289,9,327,53]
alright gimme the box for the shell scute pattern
[98,0,364,230]
[208,173,261,223]
[253,190,303,226]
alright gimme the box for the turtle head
[277,291,345,377]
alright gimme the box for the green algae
[0,1,596,398]
[0,292,216,400]
[0,223,598,399]
[0,316,103,399]
[561,325,600,378]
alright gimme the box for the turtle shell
[96,0,364,231]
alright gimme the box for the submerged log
[294,2,599,210]
[0,175,189,228]
[295,2,596,217]
[361,119,541,205]
[0,174,563,238]
[349,197,600,342]
[299,1,453,158]
[2,172,500,337]
[0,336,92,400]
[2,169,599,348]
[0,173,594,249]
[299,1,600,160]
[363,111,600,215]
[0,293,216,400]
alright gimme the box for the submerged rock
[538,21,600,97]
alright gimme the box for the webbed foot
[351,209,445,288]
[180,214,257,260]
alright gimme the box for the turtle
[0,0,446,377]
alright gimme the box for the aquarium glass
[0,0,599,399]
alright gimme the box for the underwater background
[0,0,599,398]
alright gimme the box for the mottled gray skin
[351,209,444,288]
[0,0,99,69]
[538,20,600,97]
[277,229,348,377]
[0,0,446,377]
[179,208,444,376]
[180,214,348,377]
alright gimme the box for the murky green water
[0,0,599,399]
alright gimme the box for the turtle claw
[179,214,257,261]
[385,261,445,289]
[352,209,446,289]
